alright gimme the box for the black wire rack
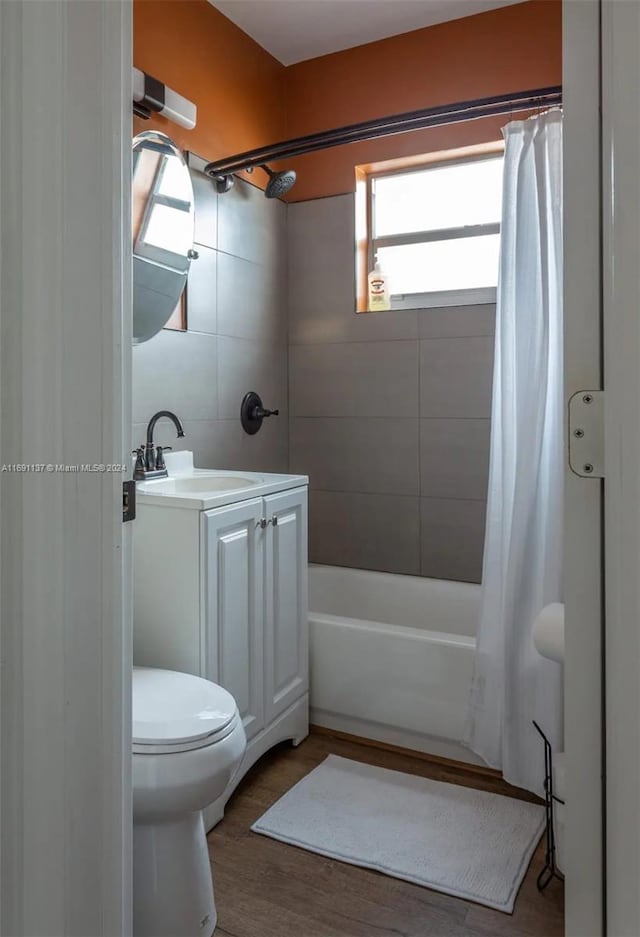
[533,720,565,891]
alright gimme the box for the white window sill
[390,287,497,310]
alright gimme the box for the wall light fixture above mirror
[132,131,196,344]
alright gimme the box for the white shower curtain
[467,110,564,796]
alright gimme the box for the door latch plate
[123,479,136,522]
[568,390,604,478]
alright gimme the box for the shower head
[203,160,297,197]
[261,164,297,198]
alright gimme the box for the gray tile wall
[134,182,495,583]
[133,171,288,474]
[288,193,495,583]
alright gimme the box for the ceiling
[209,0,525,66]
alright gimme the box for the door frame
[566,2,640,934]
[563,2,605,934]
[0,1,133,934]
[3,2,639,935]
[601,1,640,934]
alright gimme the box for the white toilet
[132,667,246,937]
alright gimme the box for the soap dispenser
[367,253,391,312]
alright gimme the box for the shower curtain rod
[204,85,562,178]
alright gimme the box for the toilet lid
[132,667,237,747]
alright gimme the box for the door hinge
[568,390,604,478]
[123,479,136,522]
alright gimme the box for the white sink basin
[135,455,308,511]
[149,475,258,494]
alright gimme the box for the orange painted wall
[133,0,561,202]
[284,0,562,201]
[133,0,286,184]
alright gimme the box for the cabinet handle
[256,518,267,529]
[267,515,278,527]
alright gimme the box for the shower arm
[203,85,562,181]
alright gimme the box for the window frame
[134,158,192,271]
[365,150,503,310]
[132,150,189,332]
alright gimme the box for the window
[132,148,193,331]
[134,153,193,270]
[366,152,503,309]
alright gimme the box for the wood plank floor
[208,730,564,937]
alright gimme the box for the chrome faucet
[133,410,185,480]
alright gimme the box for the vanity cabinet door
[263,487,309,724]
[202,498,265,741]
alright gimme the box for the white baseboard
[310,708,486,768]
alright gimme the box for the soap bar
[163,449,193,476]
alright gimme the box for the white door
[264,488,309,724]
[565,2,640,934]
[601,2,640,934]
[564,2,605,934]
[203,498,265,741]
[0,1,132,934]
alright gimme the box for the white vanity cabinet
[263,489,309,722]
[202,497,266,742]
[133,472,309,828]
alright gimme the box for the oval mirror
[132,130,195,344]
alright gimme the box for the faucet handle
[132,447,145,479]
[144,443,156,472]
[155,445,172,471]
[241,392,280,436]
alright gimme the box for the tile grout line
[310,487,487,504]
[289,415,490,421]
[288,332,495,348]
[288,333,495,347]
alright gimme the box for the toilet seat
[133,666,239,755]
[132,666,247,937]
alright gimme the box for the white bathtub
[309,565,483,765]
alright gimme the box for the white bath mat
[252,755,544,913]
